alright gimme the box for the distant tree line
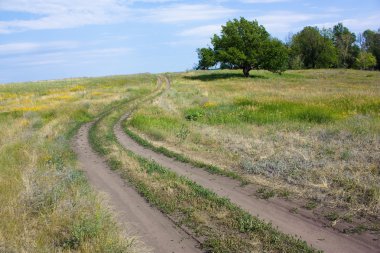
[196,17,379,77]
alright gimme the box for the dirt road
[114,77,379,253]
[73,122,202,253]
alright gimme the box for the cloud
[0,1,235,33]
[128,0,179,3]
[255,11,314,30]
[0,41,79,55]
[241,0,291,3]
[0,43,39,54]
[0,39,131,68]
[140,4,236,23]
[0,0,130,33]
[313,13,380,33]
[1,46,132,66]
[179,24,221,37]
[164,38,209,47]
[251,11,337,35]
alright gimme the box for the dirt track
[114,79,380,253]
[72,122,202,253]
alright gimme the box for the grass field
[126,69,380,230]
[0,75,155,252]
[89,85,316,253]
[1,68,378,252]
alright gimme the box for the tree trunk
[243,66,251,77]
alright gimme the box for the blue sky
[0,0,379,83]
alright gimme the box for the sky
[0,0,379,83]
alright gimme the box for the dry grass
[128,69,380,228]
[0,75,155,252]
[89,92,316,253]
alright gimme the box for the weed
[277,189,292,199]
[340,150,351,161]
[344,225,368,234]
[176,124,190,142]
[185,107,204,121]
[325,211,340,221]
[257,187,276,199]
[233,97,255,106]
[304,201,319,210]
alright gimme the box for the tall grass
[127,69,380,226]
[89,93,317,253]
[0,75,154,252]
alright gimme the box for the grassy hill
[1,69,378,252]
[127,69,380,230]
[0,75,155,252]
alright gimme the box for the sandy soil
[72,122,202,253]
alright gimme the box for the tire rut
[72,78,202,253]
[114,78,380,253]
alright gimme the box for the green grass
[127,69,380,226]
[89,86,318,253]
[184,97,379,126]
[129,111,182,141]
[0,74,155,252]
[123,126,248,183]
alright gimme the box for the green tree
[290,26,337,68]
[260,38,289,74]
[355,51,377,70]
[332,23,357,68]
[362,29,380,70]
[211,17,273,77]
[196,47,216,70]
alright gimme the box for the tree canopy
[196,48,216,70]
[197,17,288,77]
[290,26,337,68]
[355,51,377,70]
[196,17,380,75]
[362,29,380,70]
[332,23,359,68]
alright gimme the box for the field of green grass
[89,84,316,253]
[126,69,380,229]
[0,75,155,252]
[1,69,378,252]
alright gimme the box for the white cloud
[314,13,380,33]
[0,0,130,33]
[0,41,79,55]
[128,0,178,3]
[2,46,132,66]
[141,4,236,23]
[164,38,209,47]
[0,1,236,33]
[241,0,290,3]
[179,24,221,37]
[0,43,39,54]
[256,11,313,31]
[252,11,336,34]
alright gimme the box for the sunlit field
[0,75,155,252]
[1,69,378,252]
[127,69,380,230]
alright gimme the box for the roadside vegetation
[0,75,154,252]
[125,69,380,232]
[89,85,317,253]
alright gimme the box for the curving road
[72,78,202,253]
